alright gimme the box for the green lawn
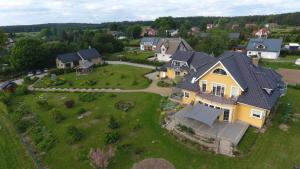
[34,64,152,89]
[109,51,154,61]
[0,103,36,169]
[260,60,300,70]
[7,88,300,169]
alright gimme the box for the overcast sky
[0,0,299,26]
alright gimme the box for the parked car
[43,68,48,73]
[27,72,34,77]
[295,59,300,66]
[36,70,42,75]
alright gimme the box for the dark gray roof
[0,81,16,90]
[57,53,81,63]
[78,48,101,60]
[177,51,285,110]
[183,104,223,127]
[167,51,215,72]
[155,38,193,55]
[247,38,283,52]
[140,37,160,45]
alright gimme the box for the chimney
[252,57,259,66]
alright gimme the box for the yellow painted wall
[167,68,175,79]
[236,103,266,128]
[182,90,197,104]
[199,64,241,98]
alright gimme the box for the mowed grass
[109,51,154,61]
[0,103,36,169]
[7,88,300,169]
[260,60,300,70]
[34,64,152,89]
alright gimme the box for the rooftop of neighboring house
[177,51,285,110]
[164,50,215,73]
[155,38,193,54]
[0,81,16,90]
[140,37,161,45]
[57,48,101,63]
[246,38,283,52]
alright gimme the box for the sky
[0,0,299,26]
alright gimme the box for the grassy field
[108,51,154,61]
[260,60,300,70]
[0,103,36,169]
[7,88,300,169]
[34,64,152,89]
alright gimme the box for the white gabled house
[246,38,283,59]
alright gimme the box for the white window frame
[200,80,207,92]
[230,86,239,97]
[251,109,263,119]
[212,82,226,97]
[183,91,190,98]
[175,71,180,76]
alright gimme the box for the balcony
[197,92,237,105]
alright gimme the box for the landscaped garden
[34,64,152,89]
[3,87,300,169]
[0,102,36,169]
[108,50,154,62]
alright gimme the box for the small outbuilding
[0,81,17,93]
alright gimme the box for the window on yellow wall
[212,83,225,97]
[201,81,207,92]
[213,68,227,75]
[251,109,262,119]
[183,91,190,98]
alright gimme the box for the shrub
[85,80,97,86]
[78,93,98,102]
[105,132,121,144]
[15,85,29,96]
[66,126,84,144]
[157,80,173,87]
[36,100,52,110]
[109,94,117,98]
[132,80,138,86]
[177,124,195,135]
[64,99,75,108]
[50,109,66,123]
[120,74,126,79]
[108,117,120,129]
[115,100,135,112]
[77,108,87,115]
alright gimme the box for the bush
[36,100,52,110]
[77,108,86,115]
[85,80,97,86]
[78,93,98,102]
[64,99,75,108]
[157,80,173,87]
[108,117,120,129]
[115,100,135,112]
[66,126,84,144]
[105,132,121,144]
[132,79,138,86]
[50,109,66,123]
[49,69,65,75]
[15,85,29,96]
[177,124,195,135]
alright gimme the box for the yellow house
[175,51,285,128]
[159,50,214,79]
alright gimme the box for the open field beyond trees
[34,64,152,89]
[4,88,300,169]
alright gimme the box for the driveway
[277,68,300,85]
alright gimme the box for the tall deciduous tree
[126,25,142,39]
[92,33,124,53]
[0,29,7,52]
[9,37,48,70]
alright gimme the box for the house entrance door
[223,109,230,122]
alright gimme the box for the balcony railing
[198,91,237,105]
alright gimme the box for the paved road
[106,61,157,69]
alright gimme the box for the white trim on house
[195,61,244,91]
[211,82,226,97]
[183,91,190,98]
[200,80,207,92]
